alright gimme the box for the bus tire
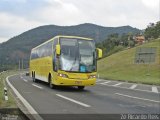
[33,72,37,82]
[49,75,55,89]
[78,86,85,90]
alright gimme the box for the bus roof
[32,35,93,50]
[58,35,93,40]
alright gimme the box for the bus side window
[53,51,57,71]
[53,38,58,71]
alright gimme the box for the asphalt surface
[7,73,160,120]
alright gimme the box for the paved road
[7,73,160,120]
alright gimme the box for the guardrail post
[4,87,8,101]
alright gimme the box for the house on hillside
[134,35,145,45]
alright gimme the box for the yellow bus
[29,35,102,90]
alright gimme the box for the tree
[145,21,160,40]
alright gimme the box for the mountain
[0,23,140,71]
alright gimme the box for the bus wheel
[49,75,55,89]
[33,72,37,82]
[49,82,54,89]
[78,86,85,90]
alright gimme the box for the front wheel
[49,81,54,89]
[49,75,56,89]
[78,86,85,90]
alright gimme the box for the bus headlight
[58,73,68,78]
[89,75,96,79]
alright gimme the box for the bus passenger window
[53,51,57,71]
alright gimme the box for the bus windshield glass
[59,38,96,72]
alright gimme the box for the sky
[0,0,159,43]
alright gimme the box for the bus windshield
[59,38,96,73]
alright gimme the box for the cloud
[0,12,42,43]
[42,0,158,28]
[0,12,41,29]
[0,0,159,43]
[2,0,27,3]
[0,37,8,43]
[34,0,89,25]
[142,0,159,9]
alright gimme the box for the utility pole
[21,59,23,70]
[19,60,21,71]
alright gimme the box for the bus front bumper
[54,77,96,86]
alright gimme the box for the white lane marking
[152,86,158,93]
[112,82,122,86]
[23,78,28,82]
[129,84,137,89]
[115,93,160,103]
[32,84,43,89]
[99,81,111,85]
[20,74,28,82]
[96,79,103,82]
[6,74,43,120]
[98,82,160,94]
[56,94,91,107]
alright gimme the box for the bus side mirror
[96,48,102,59]
[56,44,61,55]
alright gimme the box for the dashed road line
[56,94,91,107]
[96,79,103,82]
[129,84,137,89]
[23,78,28,82]
[112,82,122,86]
[115,93,160,103]
[32,84,43,89]
[98,82,160,94]
[152,86,158,93]
[99,81,111,85]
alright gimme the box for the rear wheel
[32,72,37,82]
[78,86,85,90]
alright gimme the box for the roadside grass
[98,39,160,85]
[0,70,20,108]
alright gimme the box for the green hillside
[98,39,160,85]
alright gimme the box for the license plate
[75,81,82,84]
